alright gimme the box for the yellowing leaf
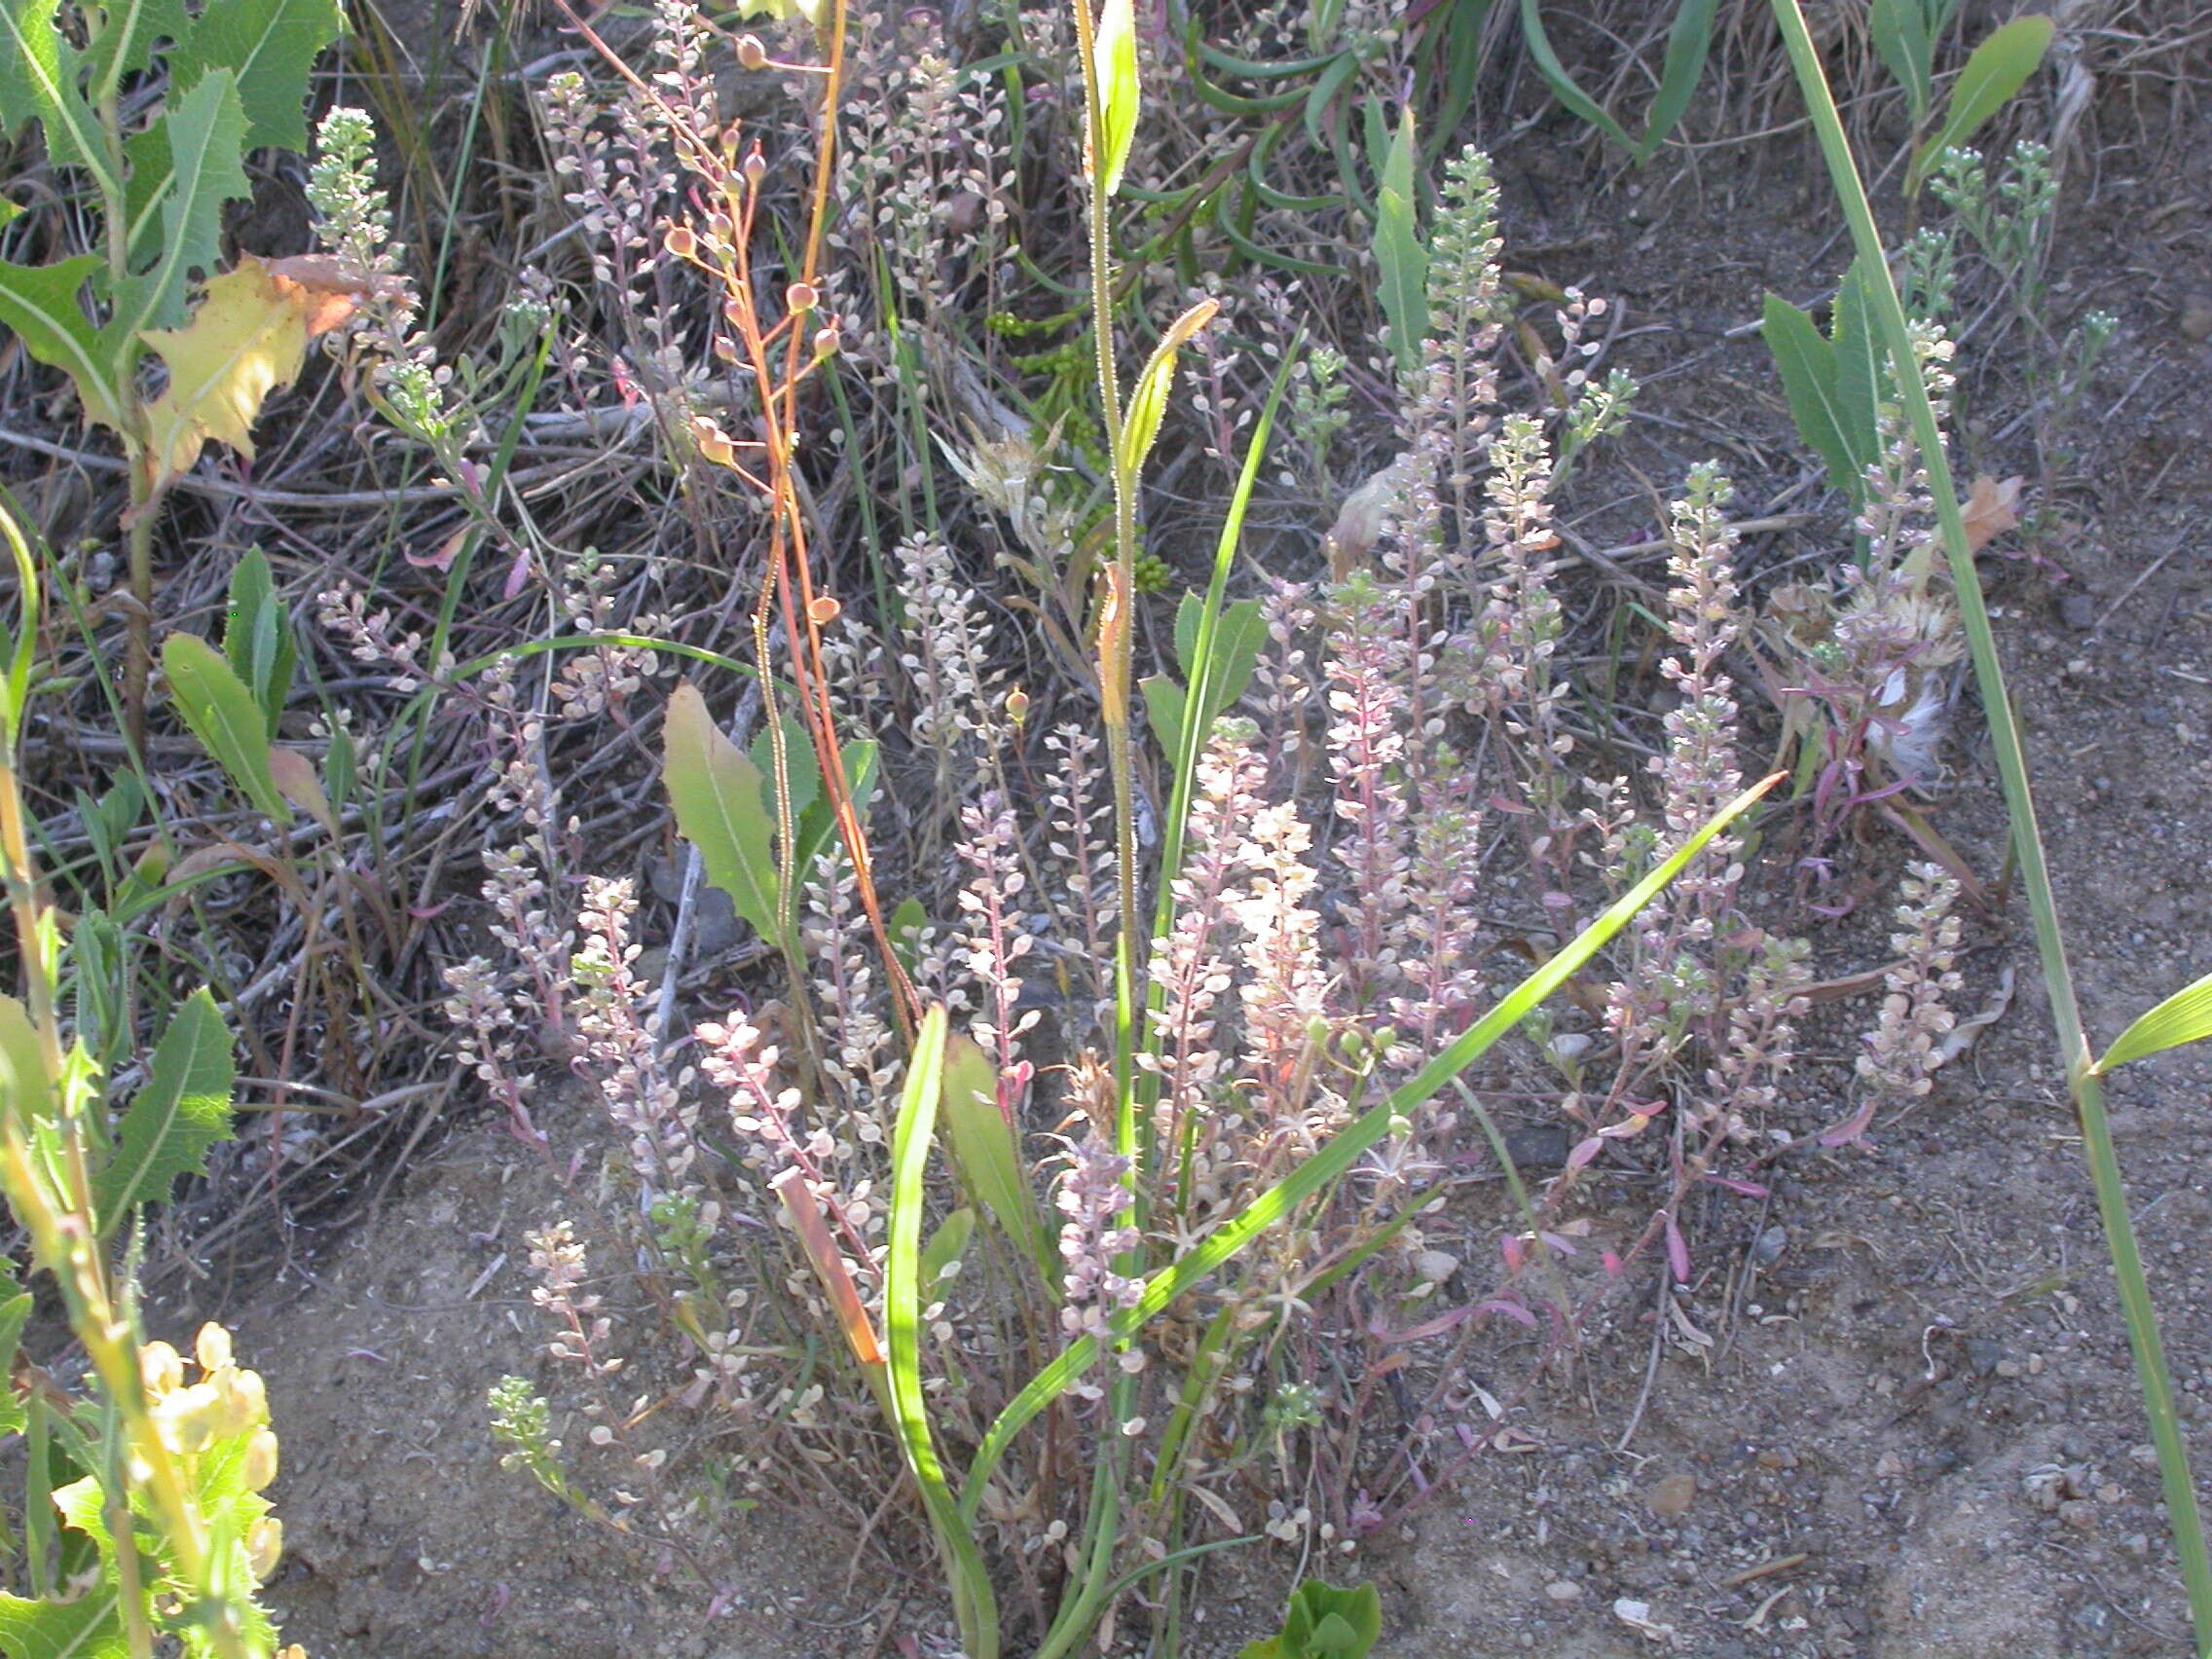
[1959,473,2023,554]
[139,255,352,486]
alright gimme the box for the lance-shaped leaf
[1869,0,1936,126]
[1761,293,1856,498]
[1910,16,2053,192]
[1091,0,1139,197]
[164,632,291,825]
[1146,595,1266,757]
[0,256,123,433]
[1373,103,1426,376]
[103,69,252,346]
[1117,297,1218,481]
[224,547,295,739]
[663,682,784,948]
[774,1167,884,1368]
[2092,971,2212,1077]
[940,1032,1052,1282]
[93,987,236,1232]
[167,0,343,151]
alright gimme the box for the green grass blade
[1632,0,1718,164]
[961,773,1779,1520]
[1765,7,2212,1650]
[2092,972,2212,1077]
[1517,0,1637,153]
[885,1009,999,1659]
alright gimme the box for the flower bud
[735,33,767,68]
[246,1517,283,1582]
[243,1426,280,1492]
[811,324,841,359]
[785,281,816,315]
[664,223,697,260]
[141,1341,184,1397]
[195,1323,234,1375]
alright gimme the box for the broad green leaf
[1870,0,1936,126]
[663,682,784,948]
[103,70,252,347]
[93,988,235,1232]
[2092,971,2212,1077]
[82,0,191,96]
[941,1032,1053,1281]
[1174,594,1267,715]
[1517,0,1636,153]
[920,1206,977,1299]
[790,738,877,902]
[0,257,125,432]
[0,0,116,189]
[885,1010,998,1658]
[962,772,1782,1521]
[1372,103,1426,376]
[1633,0,1718,165]
[0,994,53,1121]
[163,631,292,825]
[225,547,295,739]
[167,0,343,151]
[750,716,821,829]
[1761,293,1857,498]
[1143,674,1188,759]
[1911,16,2053,190]
[0,1589,126,1659]
[1829,259,1883,485]
[1091,0,1139,197]
[1119,298,1218,480]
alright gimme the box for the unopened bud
[195,1323,234,1375]
[664,223,697,260]
[1006,687,1030,725]
[735,33,768,68]
[742,150,767,187]
[785,281,817,314]
[811,324,840,358]
[808,595,841,626]
[243,1426,280,1491]
[246,1517,283,1582]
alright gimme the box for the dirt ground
[138,38,2212,1659]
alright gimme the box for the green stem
[1768,6,2212,1651]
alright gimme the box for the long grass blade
[960,772,1780,1520]
[1764,7,2212,1650]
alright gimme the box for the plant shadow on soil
[143,47,2212,1659]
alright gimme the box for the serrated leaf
[1632,0,1717,165]
[1118,298,1217,480]
[0,257,125,433]
[224,548,295,738]
[1373,102,1426,376]
[663,682,785,949]
[93,988,235,1233]
[103,70,252,348]
[163,632,292,825]
[82,0,191,99]
[2092,971,2212,1077]
[1761,293,1858,498]
[0,0,116,189]
[0,1589,126,1659]
[1911,15,2053,191]
[167,0,343,152]
[1091,0,1138,197]
[941,1032,1052,1282]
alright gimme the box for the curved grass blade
[2091,972,2212,1077]
[1633,0,1718,164]
[886,1009,999,1659]
[1518,0,1636,153]
[961,772,1780,1519]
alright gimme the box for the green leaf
[81,0,191,97]
[940,1032,1053,1280]
[662,682,784,949]
[93,987,235,1233]
[1142,674,1187,759]
[1176,595,1267,716]
[920,1206,976,1300]
[0,257,125,432]
[1632,0,1718,165]
[1091,0,1139,197]
[1869,0,1936,126]
[961,772,1781,1522]
[224,547,295,739]
[750,716,822,830]
[0,0,116,190]
[0,1590,126,1659]
[167,0,343,152]
[162,630,292,825]
[103,70,252,347]
[2092,971,2212,1077]
[1911,15,2053,191]
[1829,259,1883,483]
[1119,298,1219,482]
[884,1009,999,1659]
[324,718,356,809]
[1372,102,1427,376]
[790,738,877,900]
[0,1273,29,1442]
[0,994,54,1124]
[1517,0,1636,153]
[1761,292,1858,498]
